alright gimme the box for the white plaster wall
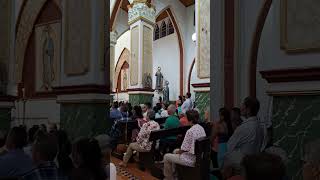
[153,33,180,101]
[114,30,130,67]
[236,0,320,126]
[12,99,60,129]
[115,9,130,36]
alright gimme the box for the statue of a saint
[163,80,170,104]
[122,70,128,90]
[143,73,152,89]
[155,67,163,91]
[42,26,55,90]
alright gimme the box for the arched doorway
[114,48,130,92]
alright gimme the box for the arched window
[160,21,167,38]
[154,24,160,40]
[168,19,174,35]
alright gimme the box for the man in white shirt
[181,92,193,114]
[226,97,264,157]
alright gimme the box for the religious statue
[155,67,163,91]
[163,80,170,104]
[122,70,128,90]
[143,73,152,89]
[42,26,55,90]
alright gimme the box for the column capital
[110,31,118,46]
[128,1,156,26]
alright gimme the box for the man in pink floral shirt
[163,110,206,180]
[120,110,160,167]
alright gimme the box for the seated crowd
[0,123,115,180]
[108,94,320,180]
[0,94,319,180]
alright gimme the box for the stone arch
[187,58,196,93]
[15,0,62,83]
[114,48,130,90]
[249,0,273,97]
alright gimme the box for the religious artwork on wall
[64,0,91,75]
[143,25,153,80]
[121,69,128,91]
[163,80,170,104]
[143,73,152,89]
[130,25,139,86]
[281,0,320,52]
[155,67,163,91]
[35,22,61,92]
[197,0,210,78]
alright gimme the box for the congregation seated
[158,104,181,158]
[21,132,68,180]
[70,137,107,180]
[0,127,33,177]
[119,110,160,168]
[163,109,206,180]
[131,105,147,141]
[24,125,39,158]
[110,102,122,120]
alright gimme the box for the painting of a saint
[42,26,55,90]
[122,69,128,91]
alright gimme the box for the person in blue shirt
[0,127,34,177]
[110,102,122,119]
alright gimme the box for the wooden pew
[176,137,211,180]
[138,126,191,178]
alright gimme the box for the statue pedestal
[128,90,154,106]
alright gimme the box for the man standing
[181,92,193,114]
[226,97,264,156]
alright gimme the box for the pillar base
[58,94,111,140]
[194,91,210,121]
[129,91,154,105]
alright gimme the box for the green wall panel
[129,94,153,106]
[272,96,320,180]
[195,91,210,121]
[60,103,109,140]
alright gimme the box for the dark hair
[241,153,286,180]
[33,132,58,161]
[186,110,200,124]
[7,126,27,149]
[28,125,40,143]
[231,107,241,116]
[53,130,73,175]
[145,102,152,109]
[186,92,191,98]
[72,138,106,180]
[243,97,260,116]
[219,108,233,137]
[133,105,143,119]
[147,110,156,120]
[113,102,119,109]
[178,96,182,101]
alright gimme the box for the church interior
[0,0,319,179]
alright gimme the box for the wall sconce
[192,32,196,42]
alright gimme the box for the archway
[15,0,62,84]
[187,58,196,93]
[114,48,130,92]
[155,7,184,96]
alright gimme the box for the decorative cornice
[0,95,17,102]
[52,84,109,95]
[260,67,320,83]
[128,2,155,25]
[191,83,210,88]
[126,88,155,92]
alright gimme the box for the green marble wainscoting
[129,93,153,106]
[60,103,109,140]
[272,96,320,180]
[195,91,210,121]
[0,108,11,131]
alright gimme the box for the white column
[127,1,155,90]
[110,31,118,92]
